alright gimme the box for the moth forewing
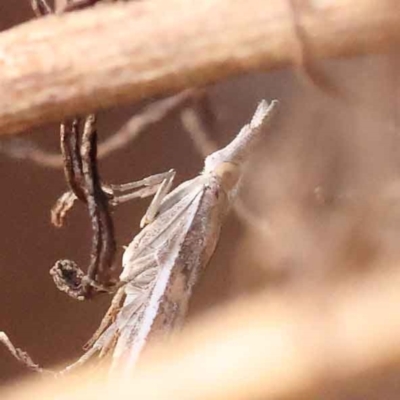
[82,100,278,373]
[113,179,207,368]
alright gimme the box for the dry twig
[0,332,45,374]
[0,90,195,168]
[30,0,118,300]
[0,0,400,135]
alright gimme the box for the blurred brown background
[2,0,400,393]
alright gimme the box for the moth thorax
[214,162,241,192]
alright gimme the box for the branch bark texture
[0,0,400,135]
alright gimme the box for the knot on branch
[50,259,88,301]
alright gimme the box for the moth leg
[58,346,100,375]
[50,170,174,227]
[98,330,120,359]
[140,170,176,227]
[84,287,126,350]
[109,170,176,206]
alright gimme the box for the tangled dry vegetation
[2,0,400,399]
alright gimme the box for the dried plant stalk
[0,90,195,168]
[0,0,400,135]
[0,332,44,374]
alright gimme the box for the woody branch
[0,0,399,136]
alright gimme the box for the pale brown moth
[67,99,279,374]
[1,99,278,375]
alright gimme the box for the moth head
[213,161,241,193]
[203,100,278,174]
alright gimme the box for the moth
[62,99,278,374]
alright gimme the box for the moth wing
[113,182,205,362]
[121,176,205,276]
[91,176,205,358]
